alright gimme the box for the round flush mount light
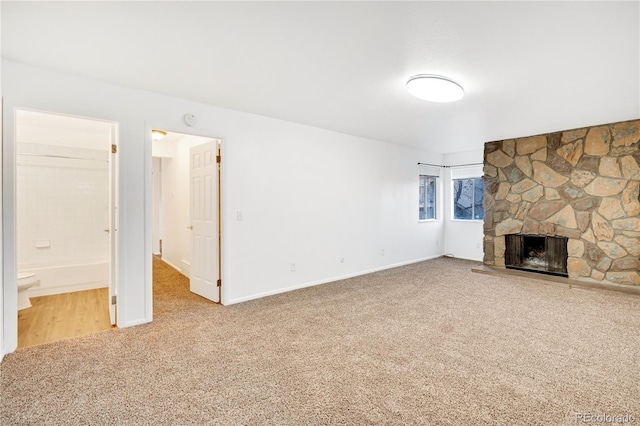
[406,74,464,103]
[152,129,167,141]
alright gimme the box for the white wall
[0,4,4,359]
[442,149,485,261]
[2,60,444,355]
[230,130,445,303]
[152,157,161,255]
[151,138,174,255]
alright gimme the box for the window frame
[418,174,438,222]
[451,176,484,221]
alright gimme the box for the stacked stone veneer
[483,119,640,286]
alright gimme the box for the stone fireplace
[483,118,640,286]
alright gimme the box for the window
[453,177,484,220]
[419,175,437,220]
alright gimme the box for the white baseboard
[120,318,151,328]
[160,258,189,278]
[225,255,440,305]
[179,259,191,277]
[444,254,483,262]
[29,281,107,297]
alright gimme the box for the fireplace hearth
[505,234,568,277]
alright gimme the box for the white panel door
[189,141,219,302]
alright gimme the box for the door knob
[187,225,193,230]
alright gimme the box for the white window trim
[419,174,440,222]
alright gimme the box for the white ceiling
[2,1,639,154]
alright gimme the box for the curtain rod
[17,152,107,162]
[417,162,483,168]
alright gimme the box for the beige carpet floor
[2,257,639,425]
[152,256,214,319]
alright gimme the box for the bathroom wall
[15,112,111,294]
[16,147,109,266]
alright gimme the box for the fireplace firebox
[505,234,568,277]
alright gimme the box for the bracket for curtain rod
[417,162,483,168]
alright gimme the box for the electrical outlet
[236,211,243,221]
[290,263,296,272]
[340,258,345,263]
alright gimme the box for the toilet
[18,272,40,310]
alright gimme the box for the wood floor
[18,288,113,349]
[17,258,207,350]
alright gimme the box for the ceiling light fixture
[152,129,167,141]
[406,74,464,103]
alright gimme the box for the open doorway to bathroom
[15,109,118,349]
[151,130,222,318]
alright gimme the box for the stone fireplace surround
[483,118,640,286]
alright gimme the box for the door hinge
[111,144,118,154]
[216,279,222,287]
[111,295,117,305]
[216,155,221,164]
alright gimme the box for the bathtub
[18,259,109,297]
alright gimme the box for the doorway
[151,130,222,317]
[14,109,118,348]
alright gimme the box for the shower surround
[16,144,110,295]
[482,118,640,286]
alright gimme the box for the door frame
[108,123,119,324]
[3,107,120,352]
[145,123,224,319]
